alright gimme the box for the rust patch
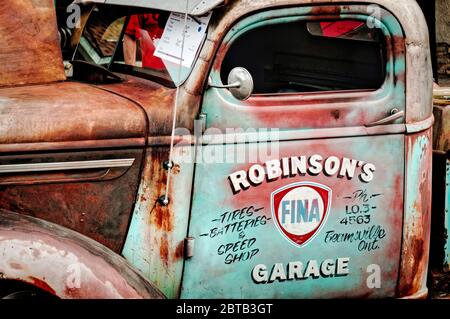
[160,235,169,267]
[174,241,184,260]
[311,6,341,16]
[153,204,174,232]
[398,130,432,297]
[0,82,147,145]
[95,76,180,137]
[148,147,174,232]
[65,287,82,299]
[0,149,144,253]
[9,262,22,270]
[331,110,340,120]
[0,0,65,87]
[398,236,426,296]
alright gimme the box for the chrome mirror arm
[207,68,254,100]
[208,77,241,89]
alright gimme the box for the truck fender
[0,209,165,299]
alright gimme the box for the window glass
[221,19,387,94]
[74,6,201,87]
[117,13,167,69]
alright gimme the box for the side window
[72,6,199,87]
[221,19,387,94]
[73,8,174,85]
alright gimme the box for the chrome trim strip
[0,159,135,174]
[0,138,146,153]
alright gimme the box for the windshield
[73,6,204,87]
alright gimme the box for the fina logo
[271,182,332,248]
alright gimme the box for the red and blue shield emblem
[271,182,332,248]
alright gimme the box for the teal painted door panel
[182,135,404,298]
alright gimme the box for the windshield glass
[73,6,203,87]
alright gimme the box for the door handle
[365,108,404,127]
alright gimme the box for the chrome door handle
[365,108,404,127]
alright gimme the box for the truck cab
[0,0,433,299]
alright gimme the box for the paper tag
[154,12,212,68]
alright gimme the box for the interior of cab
[220,20,387,94]
[56,4,176,87]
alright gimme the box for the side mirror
[208,67,254,101]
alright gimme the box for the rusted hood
[0,81,147,145]
[0,0,66,87]
[94,75,177,138]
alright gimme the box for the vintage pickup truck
[0,0,434,299]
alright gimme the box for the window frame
[73,4,203,88]
[211,13,400,104]
[220,18,388,95]
[200,5,406,132]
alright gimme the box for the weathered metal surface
[0,209,165,299]
[0,0,66,87]
[0,149,144,253]
[95,75,175,138]
[397,129,432,297]
[95,74,201,139]
[183,135,404,298]
[122,145,194,299]
[0,82,146,146]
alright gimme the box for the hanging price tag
[154,12,212,68]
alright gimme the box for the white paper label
[154,12,212,68]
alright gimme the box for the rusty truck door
[182,5,407,298]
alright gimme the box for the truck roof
[74,0,225,16]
